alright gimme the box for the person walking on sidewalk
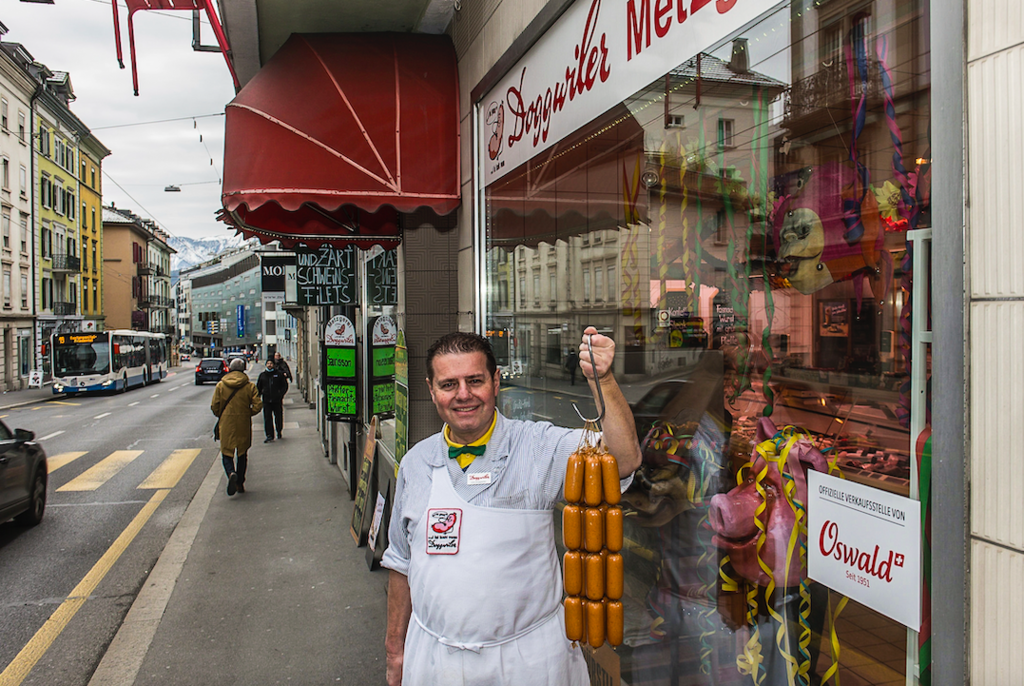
[257,358,287,442]
[211,358,262,496]
[381,329,642,686]
[273,352,293,389]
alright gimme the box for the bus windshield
[53,341,111,376]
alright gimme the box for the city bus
[50,330,169,394]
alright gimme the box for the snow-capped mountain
[169,233,254,276]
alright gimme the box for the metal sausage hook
[572,334,606,429]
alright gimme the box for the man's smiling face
[428,351,500,445]
[777,207,828,294]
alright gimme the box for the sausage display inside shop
[560,423,624,648]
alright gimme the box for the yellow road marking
[46,452,88,474]
[138,449,202,490]
[49,401,81,406]
[56,451,144,492]
[0,489,168,686]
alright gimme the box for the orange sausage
[584,453,603,506]
[585,553,605,601]
[606,553,624,600]
[606,601,624,646]
[564,596,584,642]
[600,453,621,504]
[564,452,584,503]
[563,551,583,596]
[562,505,582,550]
[584,507,604,553]
[605,506,623,553]
[586,600,605,648]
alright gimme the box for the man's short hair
[426,332,497,381]
[229,358,246,371]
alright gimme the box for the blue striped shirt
[381,412,586,576]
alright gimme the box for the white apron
[403,464,589,686]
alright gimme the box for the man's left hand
[578,326,615,380]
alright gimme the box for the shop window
[484,1,932,683]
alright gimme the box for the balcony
[53,300,77,316]
[783,58,882,128]
[137,262,153,276]
[142,294,174,309]
[50,253,82,273]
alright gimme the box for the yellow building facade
[79,134,109,328]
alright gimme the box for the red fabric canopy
[221,33,460,248]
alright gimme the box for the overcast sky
[2,0,237,240]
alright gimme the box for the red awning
[221,33,460,248]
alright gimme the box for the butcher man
[382,328,642,685]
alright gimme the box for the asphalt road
[0,365,245,686]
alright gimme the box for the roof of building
[102,205,178,254]
[669,52,787,90]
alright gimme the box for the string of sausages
[562,425,624,649]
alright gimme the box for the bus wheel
[120,374,128,393]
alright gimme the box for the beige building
[101,205,174,331]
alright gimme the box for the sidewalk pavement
[0,383,65,411]
[89,392,390,685]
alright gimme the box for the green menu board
[372,346,395,377]
[326,382,357,417]
[326,347,356,378]
[372,380,395,416]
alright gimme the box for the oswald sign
[807,471,922,629]
[480,0,764,185]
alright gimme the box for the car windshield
[53,342,111,376]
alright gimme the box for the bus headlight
[101,379,114,387]
[54,384,64,392]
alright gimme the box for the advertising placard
[261,254,295,292]
[323,314,357,421]
[395,330,409,465]
[367,248,398,306]
[295,246,356,306]
[236,304,245,338]
[808,471,921,629]
[368,316,397,420]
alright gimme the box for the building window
[20,217,27,254]
[20,275,27,310]
[594,267,603,302]
[519,275,526,308]
[717,118,735,149]
[549,271,556,301]
[1,213,9,250]
[82,245,88,272]
[93,282,98,311]
[91,207,96,232]
[583,269,591,303]
[0,98,7,130]
[92,242,97,271]
[38,125,48,155]
[17,112,25,141]
[5,269,13,308]
[40,177,50,209]
[91,168,96,189]
[665,113,685,129]
[533,271,540,304]
[19,165,26,196]
[1,157,8,189]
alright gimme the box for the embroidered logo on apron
[426,508,462,554]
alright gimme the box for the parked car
[195,357,229,385]
[0,420,47,527]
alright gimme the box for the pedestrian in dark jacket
[211,358,261,496]
[273,352,293,387]
[257,359,287,442]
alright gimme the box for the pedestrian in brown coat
[211,358,262,496]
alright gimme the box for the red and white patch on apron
[425,508,462,554]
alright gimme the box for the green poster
[325,382,356,417]
[372,346,395,377]
[326,347,356,378]
[395,381,409,461]
[372,380,395,416]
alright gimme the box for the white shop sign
[807,471,921,629]
[480,0,768,185]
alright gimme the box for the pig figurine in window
[708,418,829,587]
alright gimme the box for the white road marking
[128,402,140,407]
[150,394,159,398]
[94,412,111,419]
[38,430,64,441]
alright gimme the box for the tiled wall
[402,209,459,444]
[967,0,1024,679]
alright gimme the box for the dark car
[226,352,247,369]
[0,420,47,527]
[195,357,229,385]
